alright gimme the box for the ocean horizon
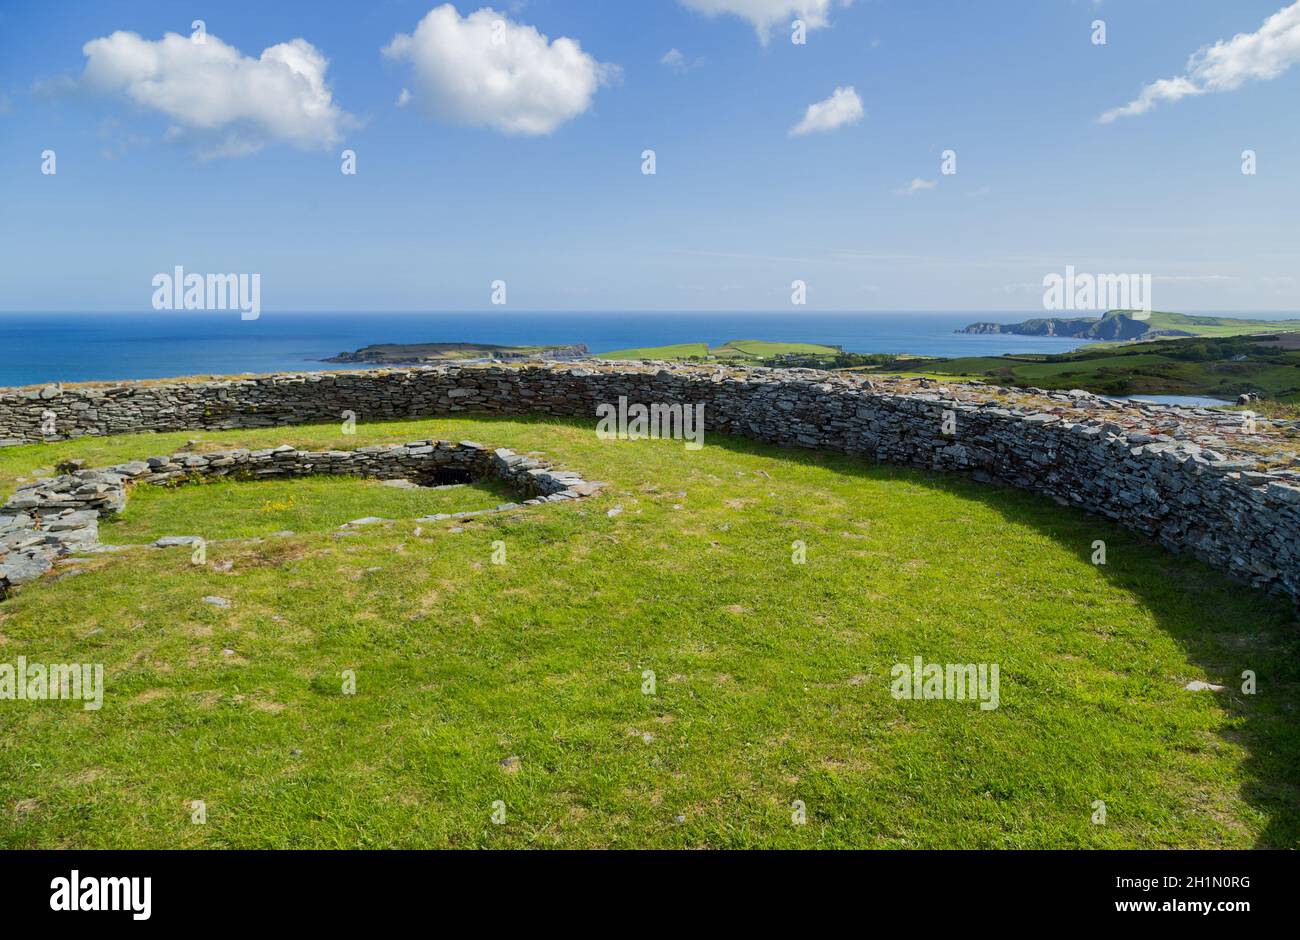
[3,310,1299,389]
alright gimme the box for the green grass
[888,336,1300,402]
[101,476,516,544]
[596,342,711,360]
[1142,310,1300,337]
[715,340,843,358]
[1,416,1297,848]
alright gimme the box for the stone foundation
[0,439,603,595]
[1,362,1297,602]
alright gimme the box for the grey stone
[155,536,204,547]
[0,554,53,585]
[0,362,1293,605]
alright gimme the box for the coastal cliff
[958,310,1300,342]
[958,312,1163,340]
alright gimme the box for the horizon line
[4,309,1300,317]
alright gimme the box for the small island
[595,339,845,364]
[323,342,589,364]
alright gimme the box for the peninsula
[958,310,1300,341]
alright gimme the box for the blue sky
[1,0,1297,313]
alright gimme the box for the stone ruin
[0,439,603,597]
[0,361,1297,603]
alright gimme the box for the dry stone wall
[1,363,1297,602]
[0,438,603,595]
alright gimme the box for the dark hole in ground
[425,467,474,487]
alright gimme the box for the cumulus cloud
[1099,0,1300,122]
[73,30,350,157]
[789,85,863,136]
[383,5,616,135]
[679,0,851,44]
[895,178,937,195]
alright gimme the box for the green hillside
[1141,310,1300,337]
[961,310,1300,342]
[882,334,1300,402]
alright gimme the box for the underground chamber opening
[419,467,476,487]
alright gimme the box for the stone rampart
[1,363,1296,601]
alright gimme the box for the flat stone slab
[156,535,204,547]
[0,555,53,585]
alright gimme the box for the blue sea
[0,310,1280,389]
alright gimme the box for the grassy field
[1142,311,1300,338]
[597,340,840,361]
[886,336,1300,402]
[596,342,711,360]
[101,476,516,544]
[597,328,1300,403]
[1,416,1297,848]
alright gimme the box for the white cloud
[1099,1,1300,122]
[75,30,350,157]
[1099,76,1203,123]
[660,48,702,73]
[396,88,412,107]
[383,5,616,135]
[895,178,937,195]
[789,85,863,136]
[679,0,851,44]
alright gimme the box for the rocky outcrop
[957,314,1155,340]
[1,362,1297,602]
[0,439,603,597]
